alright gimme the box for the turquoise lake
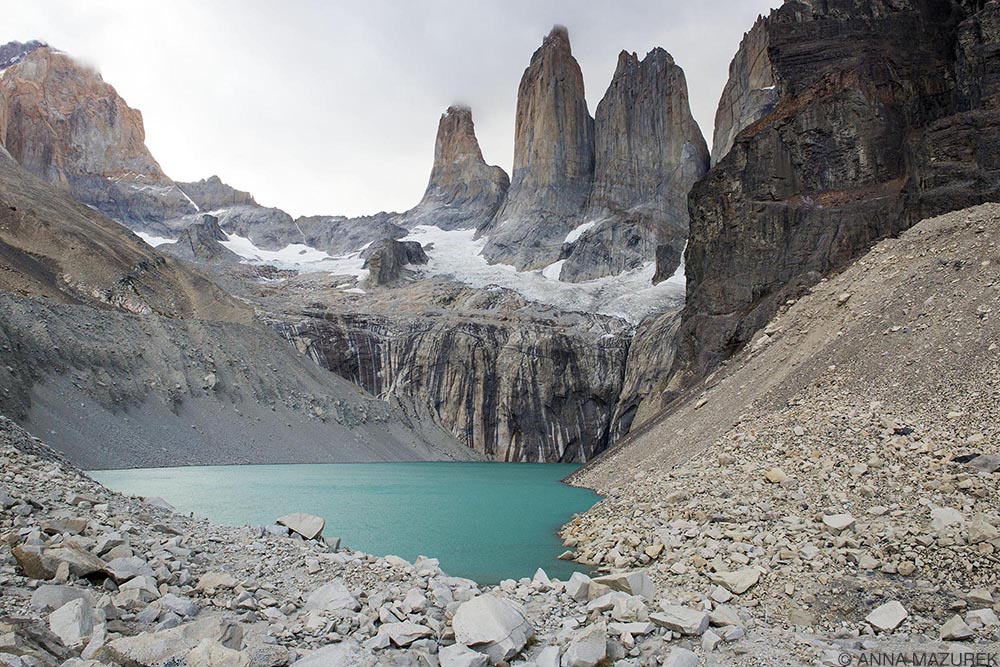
[91,462,600,584]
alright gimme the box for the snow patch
[219,232,370,280]
[136,232,176,247]
[402,226,684,324]
[564,220,598,245]
[541,260,565,281]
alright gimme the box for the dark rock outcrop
[559,48,709,283]
[710,15,778,166]
[664,0,1000,401]
[271,284,631,462]
[362,239,429,287]
[0,40,46,70]
[0,46,197,227]
[481,26,595,271]
[161,214,241,265]
[176,176,258,211]
[401,106,509,230]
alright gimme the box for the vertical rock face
[664,0,1000,399]
[402,106,509,230]
[276,301,630,462]
[362,239,429,287]
[0,46,197,226]
[710,15,778,166]
[481,26,595,271]
[559,48,709,283]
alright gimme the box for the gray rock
[561,621,607,667]
[48,598,96,648]
[940,615,975,641]
[662,647,700,667]
[439,644,491,667]
[565,572,591,602]
[708,568,762,595]
[453,594,534,664]
[592,571,655,599]
[99,616,243,666]
[651,605,709,636]
[865,601,908,632]
[186,638,250,667]
[302,580,359,612]
[29,585,94,612]
[276,513,325,540]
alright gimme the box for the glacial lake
[91,462,600,584]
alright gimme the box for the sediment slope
[569,204,1000,637]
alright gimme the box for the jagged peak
[0,40,48,70]
[536,24,573,58]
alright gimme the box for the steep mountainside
[481,26,595,271]
[560,48,709,283]
[176,175,258,210]
[663,0,1000,402]
[570,203,1000,636]
[401,106,509,231]
[0,146,246,322]
[0,46,198,225]
[0,140,473,468]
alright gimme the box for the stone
[362,239,429,288]
[561,621,607,667]
[967,609,1000,628]
[822,514,856,534]
[709,568,762,595]
[969,455,1000,474]
[197,572,239,592]
[608,622,655,637]
[651,605,709,636]
[452,594,534,664]
[288,641,374,667]
[159,593,200,618]
[186,638,250,667]
[566,572,591,602]
[439,644,491,667]
[764,468,789,484]
[931,507,966,532]
[940,615,974,641]
[708,605,741,628]
[967,589,994,606]
[99,616,243,666]
[968,519,999,544]
[14,545,107,580]
[29,585,94,612]
[702,629,723,652]
[275,513,325,540]
[592,571,655,598]
[378,622,433,648]
[865,601,908,632]
[302,581,359,612]
[662,647,700,667]
[48,598,96,648]
[105,556,155,582]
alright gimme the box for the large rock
[276,512,325,540]
[866,601,908,632]
[362,239,429,287]
[651,605,709,636]
[302,580,359,612]
[560,48,708,283]
[481,26,595,271]
[439,644,491,667]
[452,594,534,664]
[13,544,107,580]
[186,638,250,667]
[29,585,94,612]
[402,105,509,231]
[290,641,376,667]
[592,571,656,599]
[99,616,243,666]
[0,46,198,227]
[561,621,607,667]
[48,598,96,648]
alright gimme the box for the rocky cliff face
[176,175,258,211]
[0,40,45,71]
[665,0,1000,399]
[559,48,709,283]
[481,26,595,271]
[161,214,241,265]
[0,46,197,226]
[710,15,778,166]
[362,239,429,287]
[402,106,509,231]
[268,284,631,462]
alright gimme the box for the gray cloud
[3,0,779,217]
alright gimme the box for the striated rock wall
[710,15,778,166]
[664,0,1000,400]
[270,286,631,462]
[560,48,708,283]
[402,106,509,231]
[481,26,595,271]
[0,47,197,226]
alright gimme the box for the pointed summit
[481,25,595,271]
[402,105,509,231]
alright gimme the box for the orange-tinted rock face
[481,26,595,271]
[403,105,509,231]
[0,47,196,225]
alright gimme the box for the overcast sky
[4,1,779,217]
